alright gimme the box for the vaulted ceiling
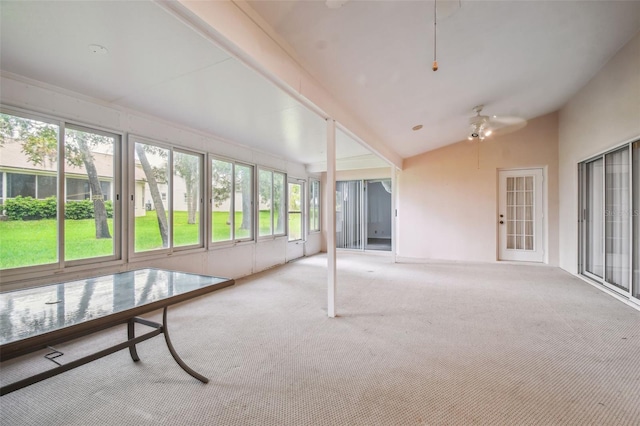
[244,0,640,157]
[1,1,639,170]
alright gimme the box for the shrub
[3,197,113,220]
[4,196,57,220]
[65,200,95,220]
[41,197,57,219]
[65,199,113,220]
[105,200,113,218]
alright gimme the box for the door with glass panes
[498,168,545,262]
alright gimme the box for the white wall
[558,32,640,273]
[397,113,559,264]
[0,74,320,289]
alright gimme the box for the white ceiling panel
[4,0,636,170]
[0,1,231,103]
[0,0,376,169]
[116,59,330,164]
[247,0,640,157]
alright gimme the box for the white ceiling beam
[164,0,403,170]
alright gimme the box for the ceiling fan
[467,105,527,141]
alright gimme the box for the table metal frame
[0,272,234,396]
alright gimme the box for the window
[64,126,118,262]
[211,158,254,243]
[258,168,286,237]
[7,173,36,198]
[288,180,303,241]
[133,140,170,253]
[580,142,637,300]
[1,113,59,269]
[0,112,121,271]
[173,150,202,248]
[132,139,204,254]
[66,177,90,200]
[309,179,320,232]
[234,163,254,240]
[211,158,233,243]
[38,175,57,198]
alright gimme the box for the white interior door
[498,168,545,262]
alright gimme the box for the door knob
[499,221,504,224]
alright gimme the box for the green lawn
[0,210,302,269]
[0,219,59,269]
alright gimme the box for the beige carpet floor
[1,253,639,425]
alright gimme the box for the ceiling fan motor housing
[469,114,489,139]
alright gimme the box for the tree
[0,114,111,239]
[237,167,252,230]
[174,152,200,225]
[211,161,252,231]
[135,143,169,248]
[211,159,233,225]
[259,170,285,233]
[65,129,111,239]
[289,183,301,211]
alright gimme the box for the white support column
[326,119,337,318]
[391,166,397,264]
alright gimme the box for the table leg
[162,307,209,384]
[127,318,141,362]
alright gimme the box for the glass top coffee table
[0,268,234,395]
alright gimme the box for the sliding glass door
[605,148,630,291]
[336,180,363,249]
[336,179,393,252]
[581,142,637,301]
[634,142,640,299]
[585,159,604,277]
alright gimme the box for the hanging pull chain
[432,0,438,71]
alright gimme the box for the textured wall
[398,113,559,264]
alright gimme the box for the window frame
[129,135,205,258]
[308,178,321,233]
[63,123,122,267]
[1,104,318,288]
[257,167,287,239]
[172,148,205,251]
[209,154,255,246]
[0,107,124,278]
[287,177,305,242]
[579,140,637,301]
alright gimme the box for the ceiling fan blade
[489,119,528,136]
[466,106,527,140]
[487,115,526,129]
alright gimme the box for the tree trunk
[241,178,251,230]
[77,138,111,239]
[135,144,169,248]
[275,204,284,233]
[187,182,198,224]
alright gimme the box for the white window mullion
[58,124,66,269]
